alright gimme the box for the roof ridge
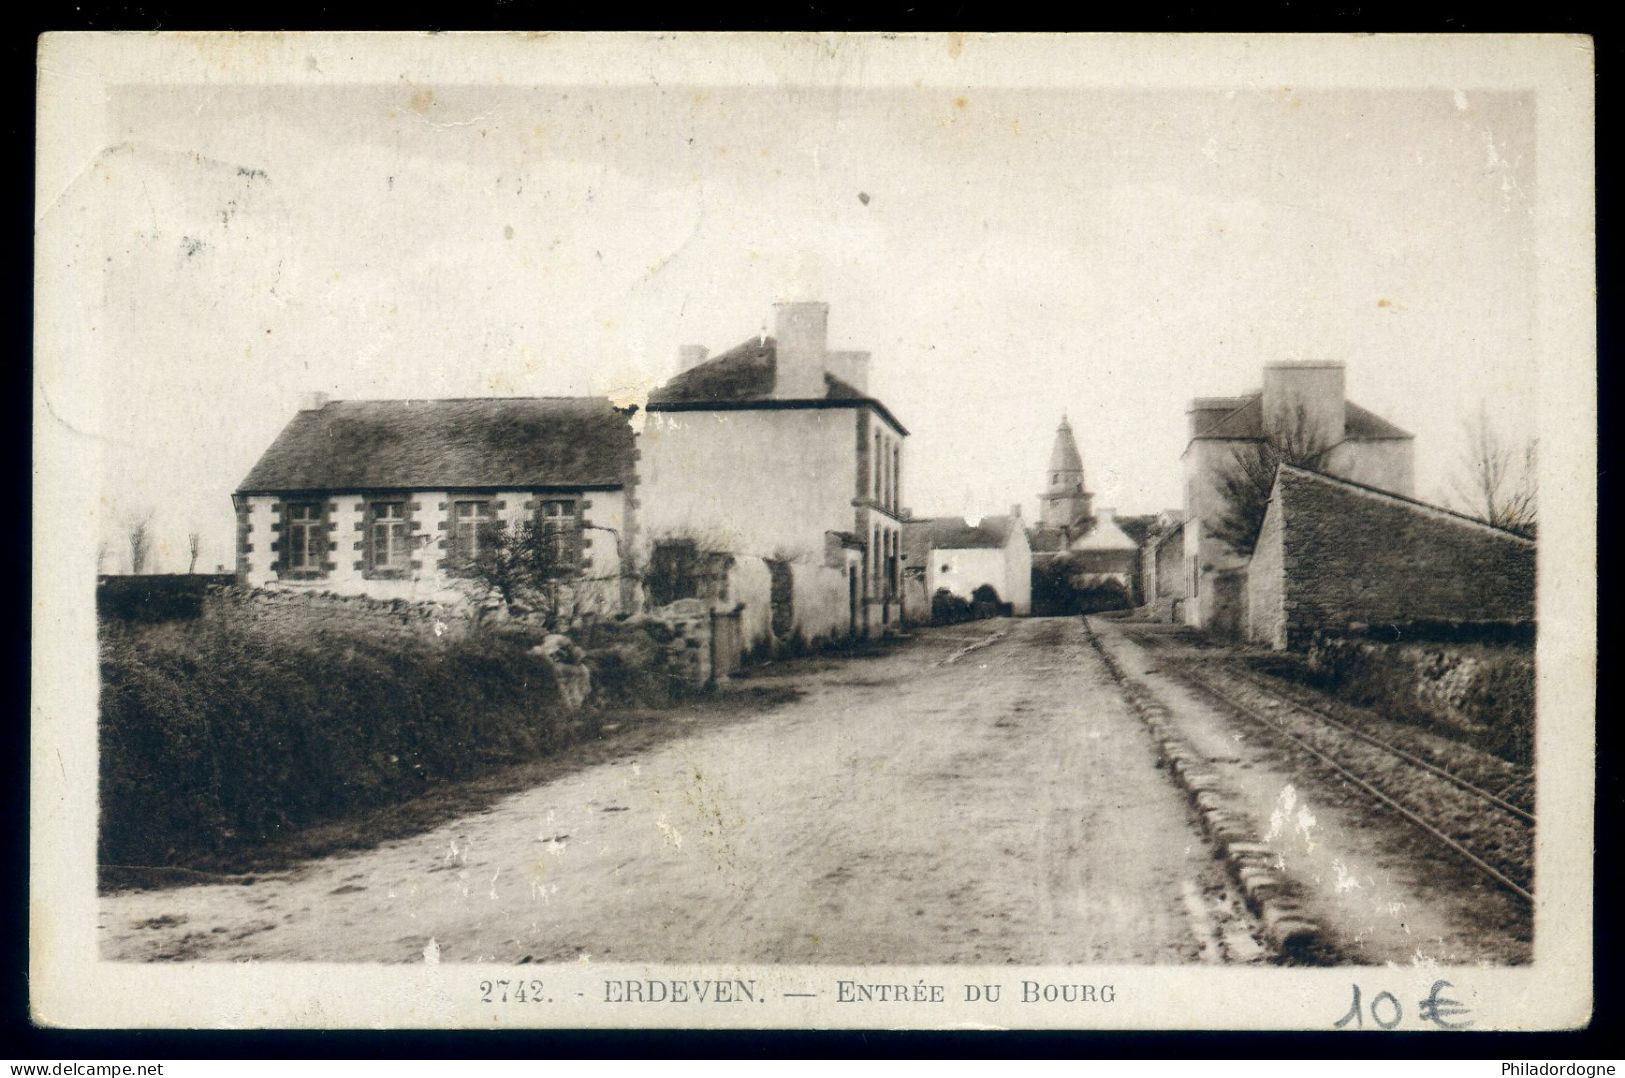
[1277,464,1535,543]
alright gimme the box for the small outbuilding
[905,511,1032,617]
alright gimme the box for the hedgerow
[99,611,564,869]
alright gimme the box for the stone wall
[204,584,475,641]
[645,598,717,689]
[1248,466,1535,650]
[209,585,725,693]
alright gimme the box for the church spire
[1040,415,1092,530]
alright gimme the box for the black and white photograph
[31,32,1595,1030]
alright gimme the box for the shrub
[582,624,675,708]
[932,588,973,624]
[97,574,234,624]
[1306,633,1533,765]
[970,584,1003,620]
[98,612,564,870]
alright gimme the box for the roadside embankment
[1083,617,1331,963]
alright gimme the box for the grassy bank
[99,611,571,876]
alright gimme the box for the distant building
[1039,415,1093,534]
[1138,509,1187,621]
[1182,361,1414,635]
[639,301,908,644]
[1067,507,1139,591]
[233,396,637,608]
[1247,465,1535,649]
[904,509,1032,617]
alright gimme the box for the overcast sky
[74,78,1535,572]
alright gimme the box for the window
[370,502,410,571]
[453,500,495,562]
[286,502,324,571]
[873,431,883,499]
[539,499,579,565]
[872,525,882,593]
[891,443,901,513]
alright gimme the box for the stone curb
[1082,619,1331,964]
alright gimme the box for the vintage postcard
[32,32,1595,1030]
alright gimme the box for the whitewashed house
[904,510,1032,617]
[637,301,910,645]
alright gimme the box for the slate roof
[237,397,637,494]
[1191,393,1412,441]
[1070,515,1139,552]
[1025,525,1071,553]
[1274,464,1537,542]
[649,335,867,404]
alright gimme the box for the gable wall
[638,408,861,562]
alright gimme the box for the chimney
[772,301,830,399]
[1009,503,1023,519]
[677,345,709,372]
[299,391,331,412]
[826,350,871,395]
[1262,361,1345,452]
[1096,507,1116,525]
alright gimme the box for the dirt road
[100,618,1262,964]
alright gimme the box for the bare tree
[1453,402,1537,537]
[126,511,155,575]
[188,531,201,574]
[458,518,573,625]
[1209,403,1333,558]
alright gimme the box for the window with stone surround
[539,498,580,564]
[368,501,410,573]
[285,502,324,572]
[452,499,496,563]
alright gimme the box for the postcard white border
[32,31,1596,1031]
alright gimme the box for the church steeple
[1039,415,1093,530]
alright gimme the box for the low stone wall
[206,586,723,697]
[1305,632,1534,763]
[644,599,716,689]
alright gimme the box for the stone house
[637,301,908,645]
[233,396,637,611]
[903,509,1032,617]
[1182,361,1414,635]
[1246,465,1536,650]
